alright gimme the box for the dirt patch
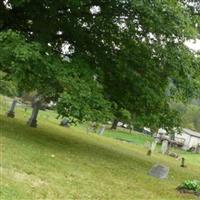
[177,188,200,198]
[1,166,48,188]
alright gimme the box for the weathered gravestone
[60,118,69,127]
[161,140,169,154]
[98,125,105,135]
[144,141,152,156]
[7,99,17,118]
[151,141,157,152]
[149,164,169,179]
[145,141,157,156]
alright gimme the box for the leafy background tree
[0,0,200,130]
[0,71,17,97]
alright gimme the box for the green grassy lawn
[104,129,154,145]
[101,127,200,167]
[0,100,200,199]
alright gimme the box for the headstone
[60,118,69,127]
[27,100,41,128]
[151,141,157,152]
[161,140,169,154]
[168,152,179,158]
[7,99,17,118]
[144,141,152,156]
[149,164,169,179]
[146,141,157,156]
[98,125,105,135]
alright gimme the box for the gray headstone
[161,140,169,154]
[149,164,169,179]
[60,118,69,127]
[151,141,157,152]
[98,125,105,135]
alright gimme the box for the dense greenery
[0,0,200,129]
[0,71,17,97]
[179,180,200,192]
[172,101,200,132]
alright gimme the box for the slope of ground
[103,129,200,167]
[0,100,199,199]
[104,129,154,145]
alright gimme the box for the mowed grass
[0,103,200,199]
[102,126,200,167]
[104,129,154,145]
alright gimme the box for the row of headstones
[148,139,186,179]
[146,140,172,155]
[86,124,106,135]
[146,139,186,167]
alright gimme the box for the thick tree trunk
[111,119,118,129]
[27,100,41,128]
[7,99,17,118]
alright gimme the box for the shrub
[179,180,200,192]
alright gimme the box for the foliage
[56,58,112,124]
[0,31,112,123]
[171,102,200,132]
[0,71,17,97]
[57,78,112,124]
[0,0,200,128]
[0,30,62,100]
[179,180,200,192]
[104,39,200,131]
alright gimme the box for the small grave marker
[60,118,69,127]
[98,125,105,135]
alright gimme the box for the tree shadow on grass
[0,115,152,170]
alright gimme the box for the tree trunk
[7,99,17,118]
[111,119,118,129]
[27,100,41,128]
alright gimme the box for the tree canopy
[0,0,200,129]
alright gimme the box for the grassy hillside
[104,129,154,145]
[0,103,200,199]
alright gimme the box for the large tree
[0,0,200,129]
